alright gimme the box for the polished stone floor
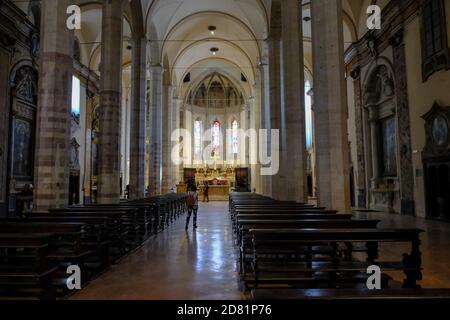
[72,203,450,300]
[72,202,244,300]
[354,211,450,289]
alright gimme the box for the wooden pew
[42,210,131,261]
[0,192,187,299]
[237,219,380,279]
[252,288,450,300]
[237,219,380,245]
[247,228,423,290]
[82,204,155,240]
[1,217,110,274]
[127,193,188,229]
[0,222,93,296]
[231,208,339,226]
[234,213,352,232]
[0,233,58,299]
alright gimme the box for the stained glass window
[71,76,80,115]
[194,120,203,160]
[232,120,239,154]
[305,80,313,149]
[212,120,221,156]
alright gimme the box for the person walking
[185,185,199,230]
[203,181,210,203]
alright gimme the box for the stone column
[390,29,415,216]
[251,81,261,193]
[350,67,367,208]
[161,84,174,194]
[83,95,97,204]
[34,0,73,211]
[268,30,283,199]
[129,36,147,199]
[172,97,183,187]
[258,39,272,196]
[148,65,163,196]
[97,0,124,204]
[280,0,308,202]
[311,0,351,212]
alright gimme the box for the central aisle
[72,202,244,300]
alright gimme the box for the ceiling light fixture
[210,47,219,55]
[208,25,217,35]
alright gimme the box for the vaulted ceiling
[16,0,374,96]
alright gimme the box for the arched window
[232,120,239,154]
[305,80,313,149]
[71,76,81,115]
[194,120,203,160]
[212,120,221,156]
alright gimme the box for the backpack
[186,193,196,206]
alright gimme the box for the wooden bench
[237,219,380,245]
[252,288,450,300]
[40,211,130,262]
[236,219,380,276]
[0,222,94,296]
[237,219,380,279]
[82,204,155,239]
[0,233,58,299]
[0,192,186,299]
[247,228,423,290]
[230,207,336,224]
[234,213,353,232]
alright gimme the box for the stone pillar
[121,88,130,196]
[34,0,73,211]
[172,98,183,187]
[251,81,261,193]
[161,84,174,194]
[268,30,283,199]
[97,0,124,204]
[129,36,147,199]
[258,40,273,196]
[148,65,163,196]
[83,94,97,204]
[311,0,351,212]
[280,0,308,202]
[390,29,415,216]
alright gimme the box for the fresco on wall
[9,66,38,185]
[11,118,33,179]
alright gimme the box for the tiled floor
[72,203,450,300]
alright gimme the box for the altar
[177,165,236,201]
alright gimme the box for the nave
[72,202,243,300]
